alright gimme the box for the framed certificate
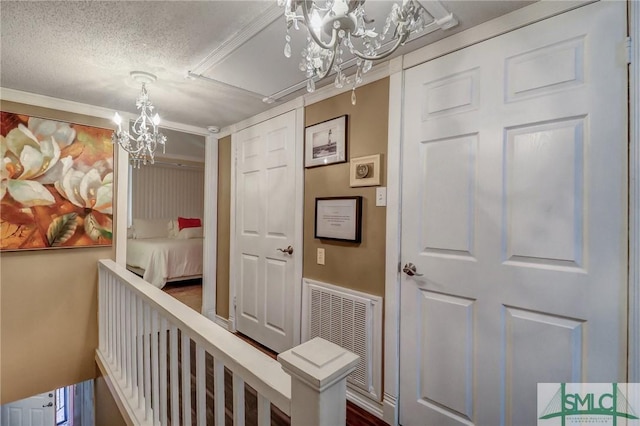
[314,196,362,243]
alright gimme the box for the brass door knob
[402,263,423,277]
[277,246,294,255]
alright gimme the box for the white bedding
[126,238,203,288]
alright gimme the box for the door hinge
[233,296,237,310]
[625,37,632,65]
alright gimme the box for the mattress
[126,238,203,288]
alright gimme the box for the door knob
[403,263,423,277]
[277,246,294,255]
[42,402,53,407]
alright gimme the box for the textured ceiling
[0,1,534,131]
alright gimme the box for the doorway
[230,110,303,353]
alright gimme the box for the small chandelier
[112,71,166,168]
[280,0,432,105]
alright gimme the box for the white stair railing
[96,259,358,426]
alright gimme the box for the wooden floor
[163,280,388,426]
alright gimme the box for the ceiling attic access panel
[195,0,531,102]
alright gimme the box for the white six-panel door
[399,2,627,425]
[233,110,299,353]
[0,392,55,426]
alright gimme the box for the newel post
[278,337,359,426]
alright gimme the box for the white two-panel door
[1,392,55,426]
[400,2,628,425]
[233,110,300,353]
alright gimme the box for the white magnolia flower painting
[1,112,113,250]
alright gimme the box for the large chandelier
[280,0,434,104]
[112,71,166,168]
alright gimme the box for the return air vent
[302,279,382,401]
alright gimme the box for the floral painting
[1,112,113,251]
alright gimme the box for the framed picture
[350,154,382,187]
[1,111,114,251]
[314,196,362,243]
[305,115,347,168]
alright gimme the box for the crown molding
[216,128,232,139]
[221,97,304,135]
[218,58,394,138]
[302,60,392,106]
[156,119,209,136]
[1,87,119,121]
[0,87,209,136]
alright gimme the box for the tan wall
[215,79,390,319]
[216,136,231,318]
[304,79,389,296]
[0,100,117,404]
[94,375,127,426]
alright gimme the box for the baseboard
[383,392,398,426]
[346,388,385,421]
[214,315,229,330]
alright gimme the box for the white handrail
[97,258,358,425]
[97,259,290,422]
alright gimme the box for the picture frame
[1,111,114,251]
[350,154,382,187]
[314,196,362,243]
[305,115,347,168]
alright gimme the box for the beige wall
[94,375,127,426]
[215,79,389,318]
[304,79,389,296]
[0,100,117,404]
[216,136,232,318]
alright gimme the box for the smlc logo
[538,383,640,426]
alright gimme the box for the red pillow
[178,217,201,230]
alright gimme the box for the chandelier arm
[350,32,407,61]
[314,46,338,80]
[131,137,147,155]
[118,135,146,155]
[127,147,145,155]
[301,0,339,50]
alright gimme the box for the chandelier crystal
[112,72,166,168]
[280,0,431,104]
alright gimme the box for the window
[55,387,67,425]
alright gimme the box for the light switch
[317,248,325,265]
[376,187,387,206]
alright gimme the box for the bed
[126,218,203,289]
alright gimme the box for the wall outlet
[376,187,387,206]
[317,248,325,265]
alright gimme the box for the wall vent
[302,278,382,401]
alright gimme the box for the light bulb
[310,9,322,34]
[152,113,161,126]
[113,112,122,131]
